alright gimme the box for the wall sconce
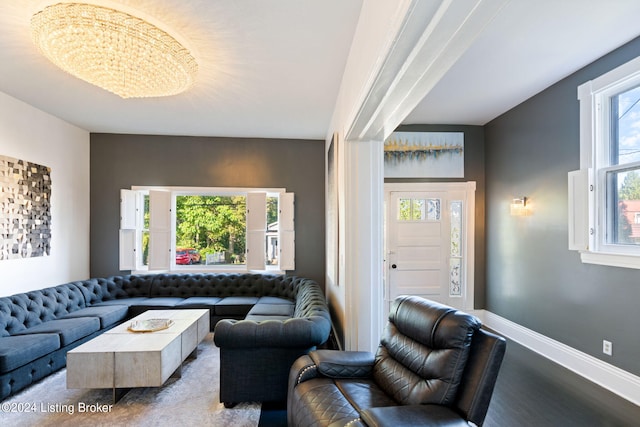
[510,197,530,216]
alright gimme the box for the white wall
[0,91,89,295]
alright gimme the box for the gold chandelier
[30,2,198,98]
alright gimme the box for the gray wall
[485,36,640,375]
[390,124,486,308]
[90,134,325,285]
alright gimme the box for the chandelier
[30,2,198,98]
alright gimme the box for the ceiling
[1,1,640,140]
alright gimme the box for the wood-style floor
[484,339,640,427]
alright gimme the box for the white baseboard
[473,310,640,407]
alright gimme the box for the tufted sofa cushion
[62,305,129,328]
[246,301,295,321]
[0,334,60,373]
[74,276,153,305]
[14,317,100,346]
[0,284,86,337]
[175,296,223,309]
[0,296,30,337]
[148,273,266,298]
[214,296,259,317]
[130,273,305,321]
[26,285,86,324]
[294,279,332,323]
[262,275,298,300]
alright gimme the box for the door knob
[391,264,397,269]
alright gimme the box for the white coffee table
[66,309,210,402]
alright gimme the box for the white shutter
[119,229,136,270]
[119,189,139,270]
[246,192,267,270]
[568,169,593,251]
[149,190,171,270]
[120,189,138,229]
[279,192,295,270]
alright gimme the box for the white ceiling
[1,1,640,140]
[404,0,640,126]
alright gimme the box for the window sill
[579,251,640,269]
[131,266,285,275]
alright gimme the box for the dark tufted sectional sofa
[0,273,331,401]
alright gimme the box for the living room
[1,1,640,426]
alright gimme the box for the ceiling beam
[345,0,509,142]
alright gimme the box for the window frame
[572,55,640,268]
[120,186,294,274]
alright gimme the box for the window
[141,194,150,266]
[571,55,640,268]
[397,198,441,221]
[175,194,247,267]
[119,187,294,273]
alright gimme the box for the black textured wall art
[0,155,51,260]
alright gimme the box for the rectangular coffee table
[66,309,209,402]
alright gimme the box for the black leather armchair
[287,295,506,426]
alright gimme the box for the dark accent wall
[390,124,486,308]
[485,36,640,375]
[90,134,325,285]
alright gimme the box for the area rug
[1,333,261,427]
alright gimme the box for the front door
[385,183,475,312]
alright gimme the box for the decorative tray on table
[127,319,174,333]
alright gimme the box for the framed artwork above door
[384,131,464,178]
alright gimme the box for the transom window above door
[397,198,441,221]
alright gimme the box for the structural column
[343,138,385,352]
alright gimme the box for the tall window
[605,85,640,246]
[119,187,294,273]
[141,194,150,266]
[571,55,640,267]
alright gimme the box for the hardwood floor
[484,339,640,427]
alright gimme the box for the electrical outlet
[603,340,613,356]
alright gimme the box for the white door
[385,183,475,312]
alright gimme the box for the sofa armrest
[309,349,375,379]
[289,354,318,386]
[213,316,330,348]
[360,405,468,427]
[288,350,375,389]
[287,354,370,427]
